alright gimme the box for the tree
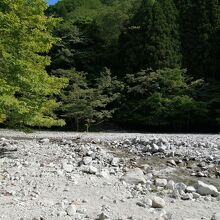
[0,0,67,128]
[55,68,123,131]
[119,68,207,130]
[177,0,220,79]
[119,0,181,74]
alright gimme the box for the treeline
[0,0,219,132]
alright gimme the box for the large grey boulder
[197,181,219,197]
[120,168,146,185]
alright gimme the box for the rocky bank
[0,130,219,220]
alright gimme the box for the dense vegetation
[0,0,219,132]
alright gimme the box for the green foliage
[119,68,207,129]
[48,0,138,75]
[55,68,123,131]
[119,0,181,74]
[176,0,220,79]
[0,0,67,128]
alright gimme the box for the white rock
[62,163,74,173]
[152,197,166,208]
[111,157,120,166]
[83,157,93,165]
[40,138,50,144]
[155,178,167,187]
[166,180,175,190]
[98,170,110,179]
[66,204,77,216]
[151,144,159,153]
[120,168,146,185]
[186,186,196,193]
[211,213,220,220]
[197,181,219,197]
[88,166,98,174]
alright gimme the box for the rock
[151,144,159,153]
[167,160,176,166]
[40,138,50,144]
[181,193,193,200]
[111,157,120,166]
[152,197,166,208]
[192,192,201,199]
[98,213,109,220]
[197,181,219,197]
[66,204,77,216]
[62,163,74,173]
[211,213,220,220]
[88,166,98,174]
[120,168,146,185]
[98,170,110,179]
[155,178,167,187]
[175,183,187,193]
[83,157,93,165]
[166,180,175,190]
[186,186,196,193]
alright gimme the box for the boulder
[120,168,146,185]
[197,181,219,197]
[152,197,166,208]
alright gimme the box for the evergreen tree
[119,0,181,74]
[178,0,220,79]
[0,0,67,128]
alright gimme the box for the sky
[48,0,58,5]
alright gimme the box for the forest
[0,0,220,132]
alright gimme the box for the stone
[120,168,146,185]
[111,157,120,166]
[151,144,159,153]
[152,197,166,208]
[186,186,196,193]
[62,163,74,173]
[197,181,219,197]
[211,213,220,220]
[98,212,109,220]
[98,170,110,179]
[83,157,93,165]
[40,138,50,144]
[175,183,187,193]
[192,192,201,199]
[166,180,175,190]
[66,204,77,216]
[155,178,167,187]
[88,166,98,174]
[167,160,176,166]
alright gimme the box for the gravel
[0,129,219,220]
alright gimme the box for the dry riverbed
[0,129,220,220]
